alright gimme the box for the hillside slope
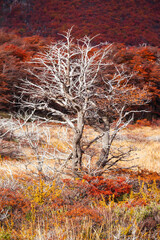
[0,0,160,46]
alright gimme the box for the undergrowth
[0,170,159,240]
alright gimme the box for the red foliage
[125,198,147,208]
[65,205,102,222]
[4,44,30,61]
[135,119,151,127]
[0,0,160,46]
[0,187,31,219]
[63,175,132,201]
[0,30,49,111]
[112,43,160,119]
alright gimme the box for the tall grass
[0,172,159,240]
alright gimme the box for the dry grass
[118,126,160,172]
[82,125,160,173]
[0,124,160,175]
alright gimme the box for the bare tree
[17,29,148,175]
[18,28,112,172]
[87,65,149,172]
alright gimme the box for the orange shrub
[65,206,102,222]
[0,187,31,221]
[125,198,147,208]
[63,175,132,202]
[135,119,151,126]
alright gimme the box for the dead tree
[18,28,112,172]
[88,65,149,172]
[17,29,149,175]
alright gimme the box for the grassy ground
[0,121,160,180]
[115,125,160,172]
[0,122,160,239]
[1,124,160,174]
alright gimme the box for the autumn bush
[0,187,31,225]
[135,119,151,127]
[63,175,132,202]
[0,171,159,239]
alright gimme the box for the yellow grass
[119,126,160,172]
[116,139,160,172]
[0,125,160,175]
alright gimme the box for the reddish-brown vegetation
[0,0,160,46]
[63,175,132,201]
[112,44,160,119]
[0,30,159,120]
[0,31,50,110]
[0,170,159,239]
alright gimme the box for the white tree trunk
[96,117,110,168]
[72,110,84,171]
